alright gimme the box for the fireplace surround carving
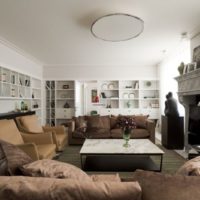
[175,68,200,151]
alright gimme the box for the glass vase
[123,130,131,147]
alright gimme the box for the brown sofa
[16,115,68,151]
[0,119,56,160]
[67,115,155,145]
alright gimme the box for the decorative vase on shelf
[123,129,131,148]
[178,62,185,75]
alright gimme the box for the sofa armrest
[43,125,67,135]
[21,132,54,145]
[17,143,39,161]
[64,120,76,145]
[146,120,155,143]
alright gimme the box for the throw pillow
[0,176,142,200]
[0,139,33,175]
[20,159,92,181]
[73,116,86,129]
[77,120,87,133]
[134,115,149,128]
[176,156,200,176]
[132,170,200,200]
[86,115,104,129]
[0,144,7,175]
[110,115,119,129]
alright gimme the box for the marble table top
[80,139,164,155]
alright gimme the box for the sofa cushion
[176,156,200,176]
[0,176,142,200]
[36,144,57,159]
[132,129,150,138]
[87,128,110,138]
[20,159,91,181]
[20,115,43,133]
[0,140,33,175]
[110,115,120,129]
[110,129,123,138]
[132,170,200,200]
[86,115,104,129]
[90,174,121,182]
[100,115,111,129]
[134,115,149,128]
[110,129,149,139]
[73,116,86,129]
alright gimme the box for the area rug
[57,142,186,178]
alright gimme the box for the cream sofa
[0,119,56,160]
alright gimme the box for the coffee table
[80,139,164,172]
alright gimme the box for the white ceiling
[0,0,200,67]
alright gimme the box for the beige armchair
[16,115,67,151]
[0,119,56,160]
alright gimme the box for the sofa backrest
[16,115,43,133]
[0,119,24,145]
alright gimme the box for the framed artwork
[193,45,200,62]
[193,45,200,69]
[91,89,97,103]
[183,64,188,74]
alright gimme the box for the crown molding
[0,36,44,66]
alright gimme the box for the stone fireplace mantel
[175,68,200,152]
[175,68,200,96]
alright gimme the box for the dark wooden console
[161,115,184,149]
[0,111,35,120]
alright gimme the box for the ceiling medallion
[91,13,144,42]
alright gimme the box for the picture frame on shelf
[123,93,129,99]
[187,62,197,73]
[183,64,188,74]
[108,83,114,90]
[91,89,98,103]
[134,82,139,89]
[129,93,135,99]
[101,83,108,90]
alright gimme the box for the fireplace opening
[188,104,200,145]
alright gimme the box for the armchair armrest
[146,120,155,143]
[17,143,39,161]
[43,125,67,135]
[21,132,54,145]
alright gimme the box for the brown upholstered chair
[0,119,56,160]
[16,115,67,151]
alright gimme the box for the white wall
[43,65,158,80]
[0,41,43,113]
[158,40,191,117]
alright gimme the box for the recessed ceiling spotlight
[91,13,144,42]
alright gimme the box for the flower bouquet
[117,116,136,147]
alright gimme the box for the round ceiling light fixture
[91,13,144,42]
